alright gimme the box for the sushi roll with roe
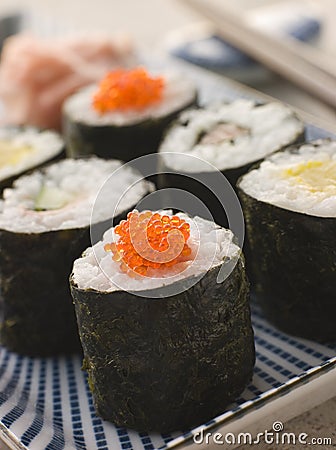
[238,140,336,342]
[158,99,304,226]
[70,210,255,432]
[0,158,153,356]
[63,67,197,163]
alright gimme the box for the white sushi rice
[0,126,63,182]
[63,71,196,126]
[239,140,336,218]
[0,157,152,233]
[160,99,303,172]
[73,211,240,292]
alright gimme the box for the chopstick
[178,0,336,109]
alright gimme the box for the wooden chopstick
[178,0,336,109]
[275,35,336,79]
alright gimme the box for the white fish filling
[0,158,152,233]
[0,127,63,182]
[160,99,303,172]
[73,212,240,292]
[239,140,336,218]
[63,71,196,126]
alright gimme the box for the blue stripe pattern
[0,355,23,407]
[45,358,65,450]
[1,358,33,428]
[66,357,86,450]
[82,370,108,450]
[21,359,46,447]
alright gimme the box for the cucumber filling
[34,186,72,211]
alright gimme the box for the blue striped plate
[0,62,335,450]
[0,302,335,450]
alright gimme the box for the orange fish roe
[92,68,165,114]
[104,210,192,277]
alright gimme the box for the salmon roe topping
[92,67,165,114]
[104,210,192,277]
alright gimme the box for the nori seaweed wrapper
[0,227,88,356]
[1,220,124,356]
[63,95,197,164]
[0,209,151,357]
[70,255,255,432]
[238,187,336,342]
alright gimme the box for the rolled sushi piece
[158,99,304,226]
[238,139,336,342]
[0,125,64,190]
[0,158,153,356]
[63,67,197,163]
[70,210,255,432]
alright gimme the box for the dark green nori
[0,227,87,356]
[238,187,336,342]
[0,204,152,357]
[158,104,304,228]
[63,94,197,164]
[0,126,65,192]
[70,255,255,432]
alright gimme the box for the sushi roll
[0,158,153,356]
[70,210,255,432]
[158,99,304,226]
[238,140,336,342]
[63,67,197,163]
[0,125,64,190]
